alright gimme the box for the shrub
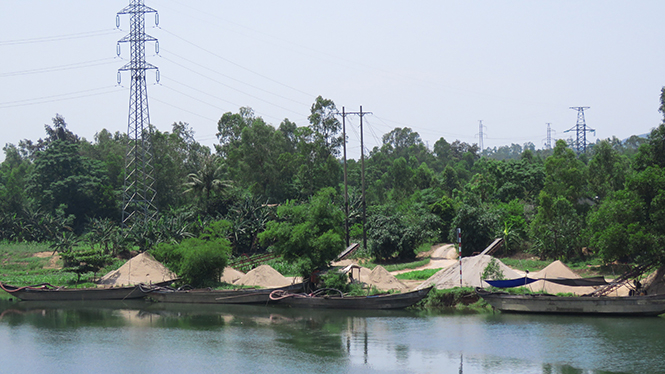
[152,219,232,288]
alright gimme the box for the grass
[0,241,129,291]
[361,258,430,272]
[395,268,441,280]
[499,258,550,273]
[413,287,493,313]
[415,242,434,254]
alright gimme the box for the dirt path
[391,244,458,275]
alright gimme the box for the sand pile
[416,255,521,290]
[234,265,293,288]
[641,267,665,295]
[98,252,177,286]
[220,267,245,284]
[367,265,409,291]
[340,264,408,291]
[527,260,596,295]
[430,244,458,260]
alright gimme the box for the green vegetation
[0,241,124,288]
[481,258,505,280]
[152,220,232,288]
[318,270,378,296]
[259,188,345,278]
[2,90,665,289]
[414,287,492,312]
[362,258,430,272]
[395,268,440,280]
[499,258,550,273]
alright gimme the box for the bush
[152,219,232,288]
[60,247,113,282]
[319,270,351,292]
[367,211,420,261]
[481,258,505,280]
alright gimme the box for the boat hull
[274,287,432,310]
[149,283,303,304]
[477,289,665,316]
[1,283,147,301]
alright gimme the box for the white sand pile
[367,265,409,291]
[234,264,293,288]
[527,260,596,295]
[220,267,245,284]
[642,267,665,295]
[98,252,177,286]
[341,265,408,291]
[416,255,521,290]
[431,244,458,260]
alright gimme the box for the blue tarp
[485,277,538,288]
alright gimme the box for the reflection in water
[0,300,664,373]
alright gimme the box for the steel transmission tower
[565,107,595,154]
[117,0,160,227]
[544,122,555,150]
[476,120,487,151]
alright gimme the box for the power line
[158,53,305,116]
[0,58,117,78]
[159,27,314,98]
[0,86,122,109]
[0,29,117,46]
[160,48,309,106]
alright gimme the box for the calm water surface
[0,299,663,374]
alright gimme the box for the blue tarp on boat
[485,277,538,288]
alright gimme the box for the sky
[2,1,665,162]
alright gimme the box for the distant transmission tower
[117,0,160,228]
[544,122,555,150]
[565,107,595,154]
[476,120,487,151]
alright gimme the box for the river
[0,299,663,374]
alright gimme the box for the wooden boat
[148,283,304,304]
[476,288,665,316]
[0,282,151,301]
[269,286,433,310]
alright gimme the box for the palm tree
[183,154,232,210]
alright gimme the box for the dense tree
[152,122,210,210]
[307,96,343,156]
[26,118,117,233]
[588,124,665,264]
[587,140,628,200]
[183,154,232,214]
[259,188,345,278]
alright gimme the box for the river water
[0,299,663,374]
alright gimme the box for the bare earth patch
[33,251,62,270]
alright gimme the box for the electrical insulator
[155,70,160,83]
[155,41,159,54]
[116,43,121,57]
[155,13,159,26]
[116,15,120,28]
[117,71,122,85]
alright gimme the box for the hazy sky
[2,1,664,162]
